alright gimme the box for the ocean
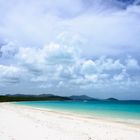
[16,100,140,124]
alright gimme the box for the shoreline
[14,102,140,128]
[0,102,140,140]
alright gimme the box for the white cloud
[81,60,97,74]
[0,65,20,77]
[0,0,140,57]
[1,41,18,58]
[0,38,140,93]
[113,69,128,81]
[0,64,25,84]
[43,43,78,64]
[0,0,140,98]
[126,56,140,70]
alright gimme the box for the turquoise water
[16,100,140,123]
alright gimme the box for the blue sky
[0,0,140,99]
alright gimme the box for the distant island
[0,94,140,102]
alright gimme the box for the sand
[0,103,140,140]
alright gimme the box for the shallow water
[16,100,140,124]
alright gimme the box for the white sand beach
[0,103,140,140]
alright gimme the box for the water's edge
[15,101,140,126]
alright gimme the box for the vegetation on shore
[0,94,71,102]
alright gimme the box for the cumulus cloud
[0,0,140,99]
[0,0,140,56]
[0,65,25,84]
[126,56,140,70]
[1,41,18,59]
[0,35,140,98]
